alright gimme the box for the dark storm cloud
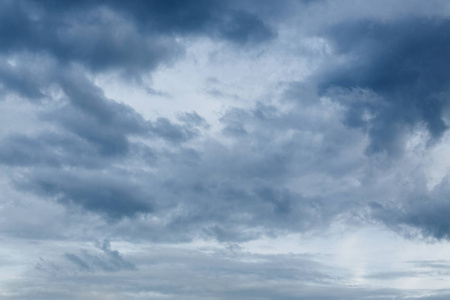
[0,0,274,78]
[320,18,450,155]
[307,15,450,243]
[32,0,275,40]
[0,1,178,75]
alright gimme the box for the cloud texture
[2,0,450,299]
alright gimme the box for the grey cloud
[3,1,450,299]
[151,117,199,144]
[17,169,153,220]
[370,196,450,240]
[366,260,450,280]
[291,11,450,242]
[320,18,450,155]
[365,271,417,280]
[0,59,46,99]
[97,0,276,45]
[0,60,205,219]
[136,97,366,241]
[64,253,90,272]
[35,240,135,276]
[1,76,361,235]
[410,260,450,270]
[52,70,200,153]
[217,10,275,45]
[18,246,408,300]
[35,257,67,277]
[0,0,396,245]
[0,132,103,167]
[366,172,450,240]
[404,294,450,300]
[0,1,179,75]
[0,0,275,79]
[0,0,278,226]
[15,244,449,300]
[64,240,136,273]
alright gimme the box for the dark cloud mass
[321,18,450,155]
[316,17,450,240]
[0,0,274,75]
[2,0,450,299]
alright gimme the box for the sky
[2,0,450,299]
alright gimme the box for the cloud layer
[2,0,450,299]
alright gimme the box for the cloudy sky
[2,0,450,299]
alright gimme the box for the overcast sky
[2,0,450,299]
